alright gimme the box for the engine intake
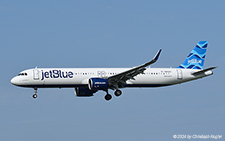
[88,78,109,91]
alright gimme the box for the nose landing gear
[33,88,38,99]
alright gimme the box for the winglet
[143,49,162,67]
[153,49,162,62]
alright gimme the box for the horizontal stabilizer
[192,67,216,75]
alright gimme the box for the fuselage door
[33,68,39,80]
[176,69,183,80]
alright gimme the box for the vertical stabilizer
[177,41,208,69]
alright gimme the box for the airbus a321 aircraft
[11,41,216,101]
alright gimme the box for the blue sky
[0,0,224,140]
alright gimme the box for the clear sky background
[0,0,224,140]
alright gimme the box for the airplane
[11,41,216,101]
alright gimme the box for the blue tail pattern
[177,41,208,69]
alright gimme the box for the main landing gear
[105,94,112,101]
[33,88,38,99]
[104,89,112,101]
[114,89,122,97]
[104,89,122,101]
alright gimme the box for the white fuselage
[10,41,214,100]
[11,68,213,88]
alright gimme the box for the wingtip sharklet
[153,49,162,61]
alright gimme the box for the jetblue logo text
[188,59,202,64]
[41,70,73,80]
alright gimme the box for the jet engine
[88,78,109,91]
[75,87,97,97]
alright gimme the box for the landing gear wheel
[114,90,122,97]
[105,94,112,101]
[33,94,37,99]
[33,88,38,99]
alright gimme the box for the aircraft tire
[114,90,122,97]
[105,94,112,101]
[33,94,37,99]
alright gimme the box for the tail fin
[177,41,208,70]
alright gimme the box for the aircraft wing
[108,49,162,89]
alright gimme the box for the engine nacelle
[88,78,109,91]
[74,87,96,97]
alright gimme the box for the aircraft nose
[11,77,19,85]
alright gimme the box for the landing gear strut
[104,90,112,101]
[114,89,122,97]
[33,88,38,99]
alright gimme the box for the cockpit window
[18,73,28,76]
